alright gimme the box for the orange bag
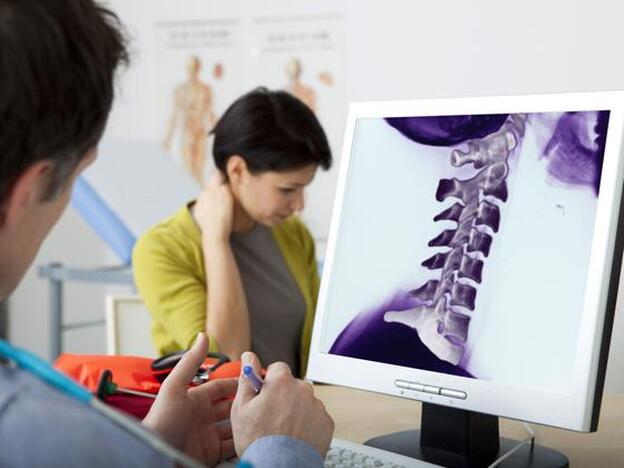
[54,353,243,419]
[54,353,242,394]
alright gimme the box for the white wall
[344,0,624,100]
[8,0,624,393]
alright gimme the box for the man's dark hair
[212,87,332,175]
[0,0,128,204]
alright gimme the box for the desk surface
[314,385,624,467]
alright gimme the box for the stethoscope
[0,339,205,468]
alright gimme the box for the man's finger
[190,377,238,402]
[161,333,207,394]
[211,396,234,422]
[219,439,236,461]
[218,420,233,441]
[264,361,292,383]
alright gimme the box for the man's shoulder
[0,366,172,468]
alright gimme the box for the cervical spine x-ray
[324,110,609,390]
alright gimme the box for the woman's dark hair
[0,0,128,203]
[211,87,332,174]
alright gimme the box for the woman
[133,87,332,377]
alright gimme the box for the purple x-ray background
[328,110,609,380]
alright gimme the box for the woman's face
[234,163,318,227]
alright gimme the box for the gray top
[231,224,306,375]
[0,365,173,468]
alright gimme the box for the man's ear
[1,161,52,228]
[225,155,249,185]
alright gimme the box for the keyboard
[325,438,440,467]
[215,438,441,467]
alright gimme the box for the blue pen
[243,364,264,392]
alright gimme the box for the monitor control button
[394,379,411,389]
[423,385,441,395]
[440,388,467,399]
[408,382,425,392]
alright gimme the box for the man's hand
[231,352,335,458]
[143,333,238,466]
[194,172,234,244]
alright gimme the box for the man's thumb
[161,333,207,393]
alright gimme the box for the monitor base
[365,430,569,467]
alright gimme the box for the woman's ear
[225,155,249,186]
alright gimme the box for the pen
[242,364,263,393]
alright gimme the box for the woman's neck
[232,202,256,233]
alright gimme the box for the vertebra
[384,114,527,365]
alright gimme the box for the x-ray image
[322,110,609,393]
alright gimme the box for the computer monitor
[307,91,624,467]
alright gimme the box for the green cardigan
[132,204,320,377]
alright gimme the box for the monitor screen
[308,92,624,432]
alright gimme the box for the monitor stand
[364,403,569,467]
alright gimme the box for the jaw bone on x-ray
[328,110,609,387]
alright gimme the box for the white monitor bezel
[307,91,624,432]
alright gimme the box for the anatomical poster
[155,19,243,186]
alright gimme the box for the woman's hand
[143,333,238,466]
[194,172,234,244]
